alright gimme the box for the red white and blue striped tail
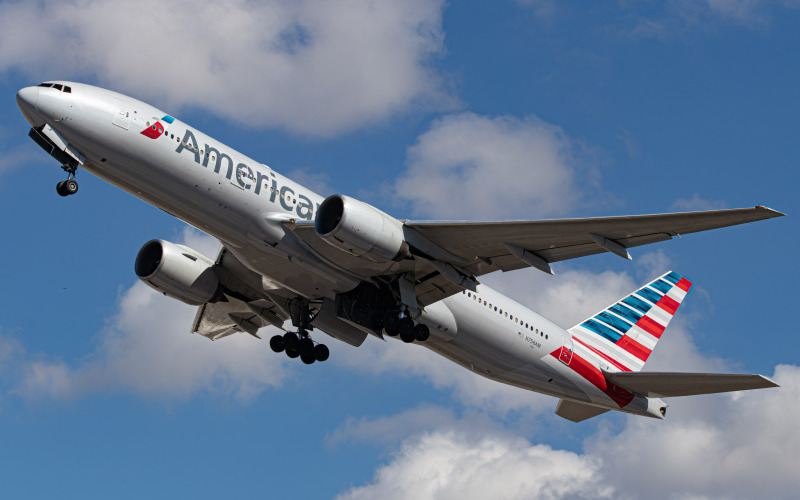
[567,271,692,372]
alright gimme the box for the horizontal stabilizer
[555,399,610,422]
[605,371,779,398]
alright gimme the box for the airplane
[16,81,785,422]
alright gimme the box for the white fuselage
[16,82,663,418]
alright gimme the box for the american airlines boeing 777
[16,81,784,422]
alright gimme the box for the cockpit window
[37,82,71,93]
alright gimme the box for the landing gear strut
[56,162,79,197]
[269,298,330,365]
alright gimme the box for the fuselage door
[559,337,574,365]
[113,99,131,130]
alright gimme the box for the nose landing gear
[56,162,79,197]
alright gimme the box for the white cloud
[0,0,452,137]
[0,143,42,184]
[326,405,458,448]
[336,363,795,500]
[671,193,727,211]
[336,429,612,500]
[586,364,800,499]
[14,229,291,402]
[394,112,600,220]
[623,0,800,36]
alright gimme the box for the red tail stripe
[676,278,692,292]
[616,335,651,362]
[657,295,680,315]
[636,315,665,338]
[573,337,632,372]
[549,349,634,408]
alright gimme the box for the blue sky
[1,1,798,498]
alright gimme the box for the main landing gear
[56,162,79,197]
[269,298,330,365]
[382,309,430,344]
[269,331,329,365]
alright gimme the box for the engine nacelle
[134,239,219,306]
[315,194,409,262]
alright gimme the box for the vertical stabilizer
[568,271,692,372]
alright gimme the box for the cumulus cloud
[586,364,800,499]
[336,429,612,500]
[335,363,795,500]
[14,229,291,402]
[0,0,452,137]
[393,112,600,220]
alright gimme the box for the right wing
[192,246,291,341]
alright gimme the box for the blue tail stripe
[636,287,663,304]
[581,319,623,343]
[650,279,673,294]
[622,295,652,314]
[596,311,633,334]
[610,303,642,323]
[663,271,682,284]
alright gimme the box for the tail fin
[568,271,692,372]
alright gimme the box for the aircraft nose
[16,86,41,126]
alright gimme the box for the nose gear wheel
[56,161,79,197]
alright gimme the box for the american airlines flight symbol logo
[140,115,175,139]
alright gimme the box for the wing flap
[604,371,779,398]
[192,295,286,341]
[555,399,610,422]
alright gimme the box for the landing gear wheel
[56,181,68,197]
[300,352,316,365]
[286,348,300,359]
[383,310,400,336]
[283,332,299,351]
[314,344,330,362]
[399,317,414,343]
[269,335,285,353]
[64,178,78,195]
[400,329,415,343]
[299,337,315,357]
[413,324,430,342]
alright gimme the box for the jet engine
[134,239,219,306]
[315,194,410,262]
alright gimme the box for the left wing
[287,206,785,307]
